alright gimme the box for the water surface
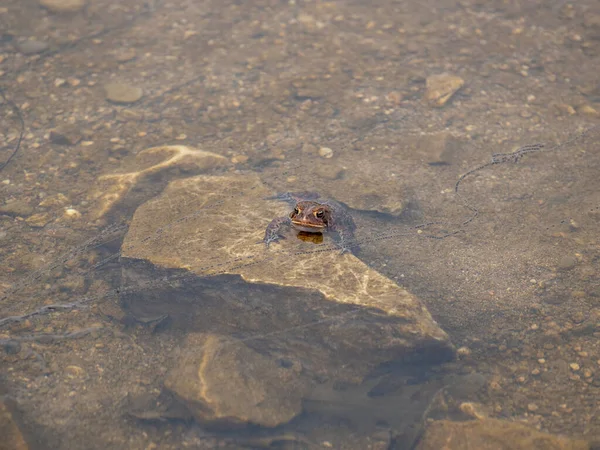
[1,0,600,448]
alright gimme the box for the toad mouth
[291,221,326,232]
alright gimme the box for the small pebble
[15,40,48,55]
[318,147,334,158]
[489,381,501,390]
[104,82,144,104]
[50,128,82,146]
[386,91,403,105]
[64,365,85,377]
[570,363,580,371]
[459,402,486,419]
[579,105,599,117]
[0,201,32,217]
[3,340,21,354]
[424,73,464,107]
[456,346,471,357]
[557,255,577,271]
[25,213,52,227]
[115,49,137,63]
[555,103,576,116]
[527,403,539,412]
[39,193,68,207]
[64,208,82,219]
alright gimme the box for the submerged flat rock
[164,333,309,428]
[121,173,453,385]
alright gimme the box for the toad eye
[293,208,300,215]
[315,210,324,219]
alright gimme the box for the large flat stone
[120,173,453,383]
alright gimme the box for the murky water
[1,0,600,449]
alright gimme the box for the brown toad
[263,192,356,253]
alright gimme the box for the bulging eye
[315,210,324,219]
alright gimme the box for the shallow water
[1,0,600,449]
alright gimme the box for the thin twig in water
[0,301,90,328]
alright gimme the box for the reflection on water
[1,0,600,448]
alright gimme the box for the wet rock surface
[416,418,590,450]
[164,333,309,428]
[120,172,454,386]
